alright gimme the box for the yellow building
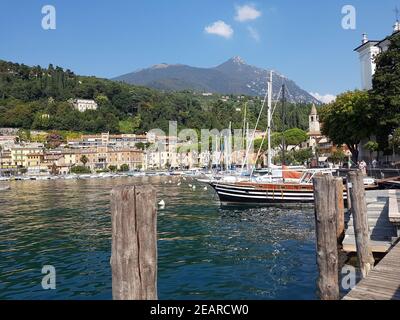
[62,147,144,172]
[11,144,44,168]
[0,150,14,169]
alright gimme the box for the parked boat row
[0,169,207,183]
[198,74,378,206]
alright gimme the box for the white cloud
[247,26,260,42]
[235,4,262,22]
[204,20,234,39]
[310,92,337,104]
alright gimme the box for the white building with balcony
[72,99,98,112]
[355,21,400,90]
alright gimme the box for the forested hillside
[0,60,314,134]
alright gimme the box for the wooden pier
[341,188,400,300]
[343,240,400,300]
[342,190,400,253]
[313,171,400,300]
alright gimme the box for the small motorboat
[0,184,10,191]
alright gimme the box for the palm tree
[364,141,379,163]
[80,155,89,167]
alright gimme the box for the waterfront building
[307,104,325,156]
[67,133,148,149]
[0,149,14,169]
[0,128,19,136]
[355,21,400,91]
[306,105,350,164]
[43,152,71,175]
[63,147,144,172]
[10,143,44,168]
[354,21,400,161]
[72,99,98,112]
[106,148,144,171]
[0,135,18,150]
[26,153,47,174]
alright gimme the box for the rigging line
[241,78,269,173]
[250,86,283,179]
[270,86,283,131]
[271,86,283,118]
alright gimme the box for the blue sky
[1,0,399,100]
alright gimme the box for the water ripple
[0,176,317,300]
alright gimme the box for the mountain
[113,57,321,104]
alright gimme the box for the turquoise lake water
[0,176,318,299]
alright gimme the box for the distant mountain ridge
[113,57,321,104]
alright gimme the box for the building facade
[355,21,400,90]
[354,21,400,161]
[72,99,98,112]
[11,144,44,168]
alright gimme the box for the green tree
[369,33,400,149]
[80,155,89,167]
[119,164,129,172]
[391,128,400,151]
[320,90,370,163]
[18,129,32,142]
[364,141,379,162]
[109,165,117,172]
[135,142,150,150]
[293,148,313,164]
[71,165,91,174]
[119,116,141,134]
[253,138,269,153]
[95,95,110,107]
[282,128,308,149]
[329,148,347,165]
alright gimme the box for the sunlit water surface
[0,176,317,299]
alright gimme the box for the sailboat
[203,72,342,205]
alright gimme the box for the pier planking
[342,190,400,253]
[343,240,400,300]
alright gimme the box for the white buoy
[188,184,193,188]
[192,185,196,190]
[177,182,181,186]
[158,200,165,208]
[203,186,208,191]
[169,180,172,184]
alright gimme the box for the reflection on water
[0,176,317,300]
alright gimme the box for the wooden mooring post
[334,177,345,242]
[347,171,374,278]
[110,185,158,300]
[345,177,352,212]
[313,175,339,300]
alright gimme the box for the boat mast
[246,122,249,170]
[281,83,286,165]
[242,102,247,169]
[242,103,247,141]
[267,71,273,170]
[228,121,232,171]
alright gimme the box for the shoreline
[0,170,205,183]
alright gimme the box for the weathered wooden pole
[334,177,345,242]
[345,178,352,212]
[313,175,339,300]
[111,185,158,300]
[347,171,374,278]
